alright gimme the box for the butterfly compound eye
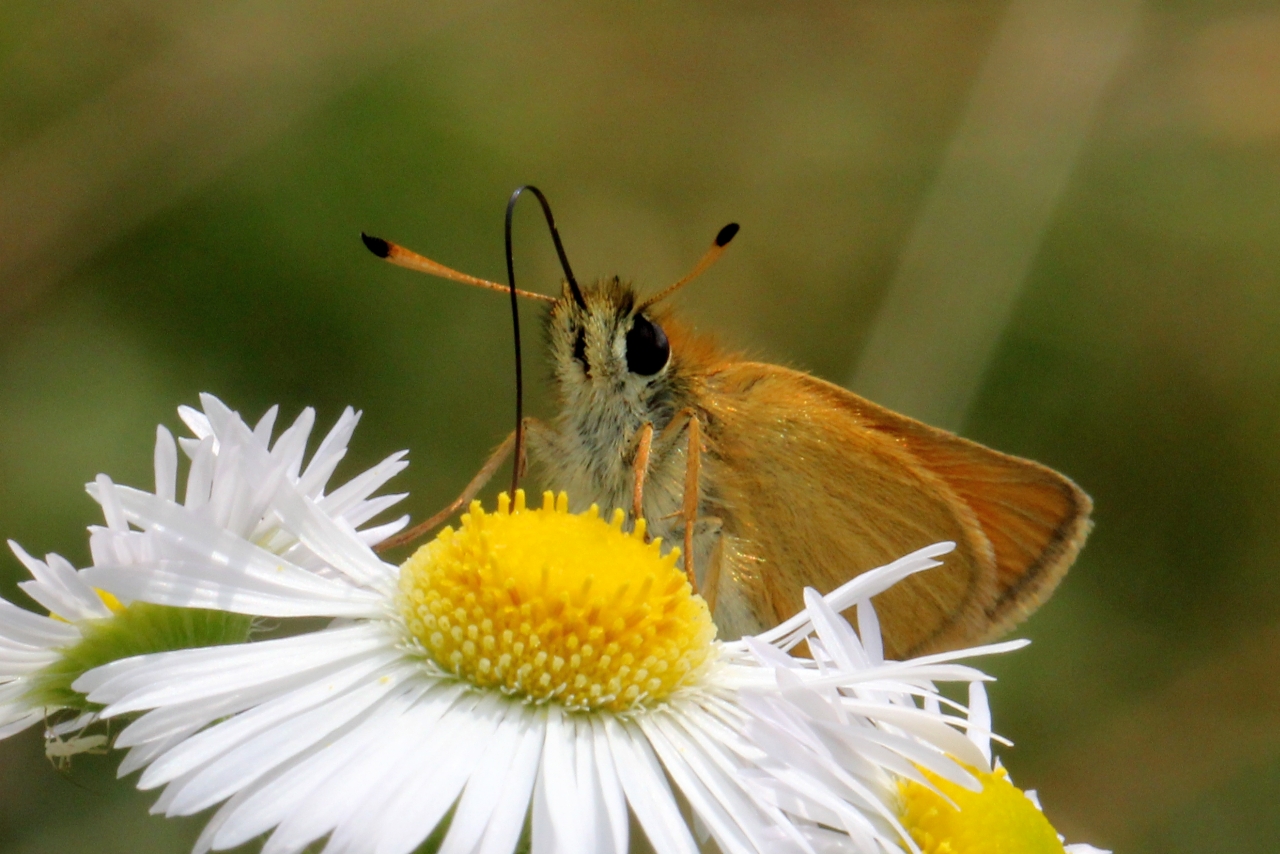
[625,314,670,376]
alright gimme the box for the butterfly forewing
[851,395,1093,636]
[701,363,1090,658]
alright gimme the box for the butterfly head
[547,279,675,420]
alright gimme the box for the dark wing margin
[850,398,1093,639]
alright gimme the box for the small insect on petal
[44,731,109,768]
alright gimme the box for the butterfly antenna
[503,185,584,495]
[638,223,739,311]
[360,232,555,304]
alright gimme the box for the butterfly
[363,187,1091,658]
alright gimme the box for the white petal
[899,638,1031,667]
[438,703,533,854]
[196,394,238,444]
[605,717,698,854]
[222,449,289,539]
[796,660,998,695]
[831,702,985,770]
[119,728,205,778]
[138,652,403,788]
[212,683,434,852]
[85,484,380,601]
[640,711,788,854]
[254,405,280,445]
[357,696,477,852]
[533,706,589,854]
[0,647,62,671]
[95,474,128,531]
[0,685,33,706]
[856,601,882,665]
[319,452,409,520]
[474,709,546,854]
[339,491,408,531]
[736,699,896,847]
[76,623,389,705]
[802,589,869,672]
[357,517,410,547]
[967,681,992,764]
[572,716,609,854]
[588,717,628,854]
[267,684,469,854]
[7,547,96,614]
[298,407,360,497]
[0,710,43,738]
[370,692,510,854]
[155,425,178,502]
[202,441,246,532]
[757,543,955,650]
[164,665,414,815]
[531,743,554,854]
[193,782,260,854]
[743,748,884,851]
[266,479,394,587]
[47,552,111,615]
[0,598,79,646]
[9,543,109,621]
[272,407,316,482]
[117,679,307,750]
[674,707,813,852]
[817,721,967,791]
[178,404,215,441]
[184,437,217,509]
[638,713,759,854]
[83,560,381,618]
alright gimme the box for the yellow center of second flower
[897,763,1066,854]
[397,490,716,712]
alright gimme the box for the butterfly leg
[700,528,724,615]
[645,410,717,609]
[681,414,703,594]
[631,422,655,522]
[645,408,706,589]
[375,421,540,553]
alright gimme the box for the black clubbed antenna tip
[361,232,391,258]
[715,223,740,247]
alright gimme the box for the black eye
[572,327,589,375]
[625,314,670,376]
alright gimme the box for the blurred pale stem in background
[850,0,1140,430]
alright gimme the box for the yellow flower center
[397,490,716,712]
[898,764,1066,854]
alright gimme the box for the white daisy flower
[0,394,409,758]
[732,595,1026,853]
[889,673,1111,854]
[88,393,411,572]
[68,409,1024,854]
[0,542,122,741]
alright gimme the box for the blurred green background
[2,1,1279,851]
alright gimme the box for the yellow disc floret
[898,763,1066,854]
[397,490,716,712]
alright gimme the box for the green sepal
[25,603,253,711]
